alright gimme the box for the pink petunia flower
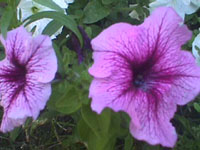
[0,26,57,133]
[88,7,200,147]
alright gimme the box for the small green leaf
[0,6,14,38]
[194,102,200,112]
[24,11,83,46]
[33,0,64,12]
[83,1,110,24]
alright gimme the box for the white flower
[149,0,200,20]
[65,0,74,3]
[192,33,200,65]
[17,0,74,39]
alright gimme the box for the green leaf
[77,118,116,150]
[42,20,63,36]
[52,43,65,77]
[83,1,110,24]
[85,26,92,38]
[194,102,200,112]
[0,6,14,38]
[33,0,64,12]
[124,134,134,150]
[102,0,115,5]
[24,11,83,46]
[77,119,91,141]
[9,127,21,142]
[55,87,81,114]
[80,106,120,150]
[62,135,79,148]
[175,115,193,135]
[81,105,111,137]
[47,81,68,110]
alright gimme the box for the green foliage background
[0,0,200,150]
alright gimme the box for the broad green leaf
[0,6,14,38]
[83,1,110,24]
[77,118,116,150]
[194,102,200,112]
[77,119,91,142]
[80,106,121,150]
[33,0,64,12]
[81,105,111,137]
[55,87,81,114]
[24,11,83,46]
[42,20,63,36]
[102,0,115,5]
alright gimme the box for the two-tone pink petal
[89,7,200,147]
[0,26,57,132]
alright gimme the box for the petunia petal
[0,81,51,133]
[163,51,200,105]
[89,78,140,127]
[88,7,200,148]
[89,23,140,78]
[26,35,57,83]
[0,26,33,65]
[0,27,57,83]
[140,7,191,55]
[130,92,177,147]
[89,78,178,147]
[0,26,57,133]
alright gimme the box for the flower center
[133,74,145,88]
[31,6,39,14]
[15,65,27,81]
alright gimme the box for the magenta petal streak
[0,26,57,133]
[88,7,200,147]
